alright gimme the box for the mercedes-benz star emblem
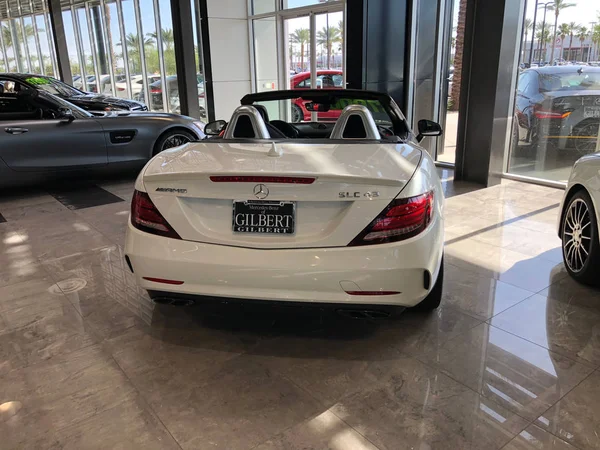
[253,184,269,199]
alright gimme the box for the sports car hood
[143,141,423,187]
[67,93,146,110]
[94,110,192,120]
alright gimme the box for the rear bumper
[124,217,444,307]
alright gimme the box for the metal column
[30,6,46,75]
[47,0,73,84]
[455,0,526,185]
[85,3,101,94]
[115,0,132,98]
[72,5,88,89]
[171,0,201,118]
[152,0,169,112]
[0,18,9,70]
[99,0,116,96]
[19,17,32,72]
[43,10,59,77]
[133,0,150,108]
[309,12,317,121]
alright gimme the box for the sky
[524,0,600,27]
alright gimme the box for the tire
[292,104,304,123]
[153,129,195,155]
[561,190,600,286]
[573,120,600,156]
[414,257,444,311]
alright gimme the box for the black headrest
[253,104,270,123]
[343,115,368,139]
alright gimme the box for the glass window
[281,0,341,9]
[508,0,600,183]
[252,0,275,15]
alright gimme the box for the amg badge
[155,187,188,194]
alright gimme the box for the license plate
[584,106,600,118]
[233,201,295,234]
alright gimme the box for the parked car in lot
[559,153,600,285]
[0,73,148,112]
[125,89,445,313]
[0,85,204,187]
[109,74,162,99]
[513,66,600,155]
[137,74,206,117]
[290,70,343,122]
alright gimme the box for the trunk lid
[541,90,600,119]
[142,142,422,249]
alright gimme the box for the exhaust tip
[152,296,195,306]
[336,309,392,320]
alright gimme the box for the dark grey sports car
[0,87,205,188]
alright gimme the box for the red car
[290,70,343,122]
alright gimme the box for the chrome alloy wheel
[161,134,192,151]
[563,198,593,273]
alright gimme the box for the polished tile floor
[0,172,598,450]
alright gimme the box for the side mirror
[58,107,75,123]
[204,119,227,136]
[416,119,442,142]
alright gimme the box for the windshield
[40,92,93,118]
[25,76,83,97]
[539,70,600,91]
[254,95,395,127]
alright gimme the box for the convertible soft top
[241,89,397,105]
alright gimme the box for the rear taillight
[349,192,434,246]
[534,105,572,119]
[151,88,161,94]
[117,87,125,91]
[131,190,181,239]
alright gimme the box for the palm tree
[523,19,533,61]
[592,24,600,61]
[567,21,577,61]
[316,26,341,69]
[450,0,467,111]
[290,28,310,72]
[1,22,37,72]
[149,28,174,51]
[548,0,576,63]
[536,26,552,61]
[558,23,570,60]
[117,33,151,73]
[576,26,588,61]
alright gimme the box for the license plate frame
[232,200,296,235]
[583,106,600,119]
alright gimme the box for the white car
[558,151,600,284]
[125,89,445,312]
[110,75,162,98]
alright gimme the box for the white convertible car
[125,89,445,312]
[559,151,600,285]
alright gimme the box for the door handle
[5,127,29,135]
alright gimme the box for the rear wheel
[562,190,600,286]
[292,104,303,123]
[573,120,600,156]
[154,129,195,155]
[414,257,443,311]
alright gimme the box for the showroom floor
[0,170,598,450]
